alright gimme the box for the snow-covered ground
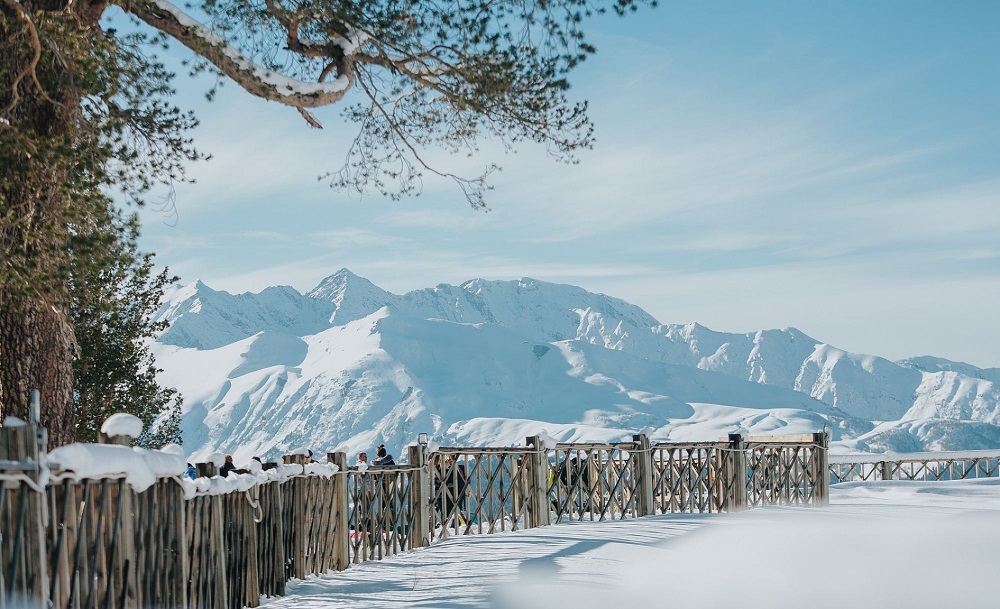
[262,479,1000,609]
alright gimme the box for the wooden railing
[747,434,829,507]
[1,424,828,609]
[429,447,542,541]
[550,442,640,522]
[829,450,1000,483]
[651,441,728,514]
[346,464,419,563]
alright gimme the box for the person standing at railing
[220,454,252,476]
[555,456,592,512]
[373,444,396,466]
[435,454,469,526]
[452,455,469,515]
[220,455,237,477]
[356,452,369,471]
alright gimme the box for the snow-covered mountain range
[151,269,1000,462]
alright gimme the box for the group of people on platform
[183,444,401,481]
[182,446,588,521]
[353,447,469,522]
[355,444,396,469]
[184,449,323,480]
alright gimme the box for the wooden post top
[0,424,41,464]
[283,454,306,465]
[98,433,132,446]
[407,444,429,467]
[196,462,218,477]
[327,452,347,468]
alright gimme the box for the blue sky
[135,1,1000,368]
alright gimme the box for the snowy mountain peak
[309,268,363,296]
[308,268,395,325]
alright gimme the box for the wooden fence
[1,425,829,609]
[829,449,1000,483]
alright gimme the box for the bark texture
[0,295,75,446]
[1,3,85,447]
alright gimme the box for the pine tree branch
[119,0,355,111]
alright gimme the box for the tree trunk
[1,6,88,447]
[0,293,75,446]
[0,131,79,445]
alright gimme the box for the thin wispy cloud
[137,2,1000,367]
[373,208,492,232]
[307,228,409,248]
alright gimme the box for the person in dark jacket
[557,456,590,487]
[556,456,591,511]
[435,454,468,522]
[372,444,395,466]
[220,454,237,477]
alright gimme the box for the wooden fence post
[813,431,830,506]
[195,462,218,478]
[880,460,893,481]
[98,422,138,608]
[254,480,285,598]
[327,452,351,571]
[725,433,748,512]
[211,494,229,609]
[224,486,261,609]
[524,436,551,528]
[170,479,189,609]
[631,434,655,517]
[407,445,431,549]
[189,462,228,609]
[282,454,307,579]
[0,422,49,608]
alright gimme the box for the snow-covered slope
[151,270,1000,460]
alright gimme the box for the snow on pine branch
[129,0,352,107]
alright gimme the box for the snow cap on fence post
[100,413,144,446]
[204,452,225,467]
[160,443,184,458]
[535,429,559,451]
